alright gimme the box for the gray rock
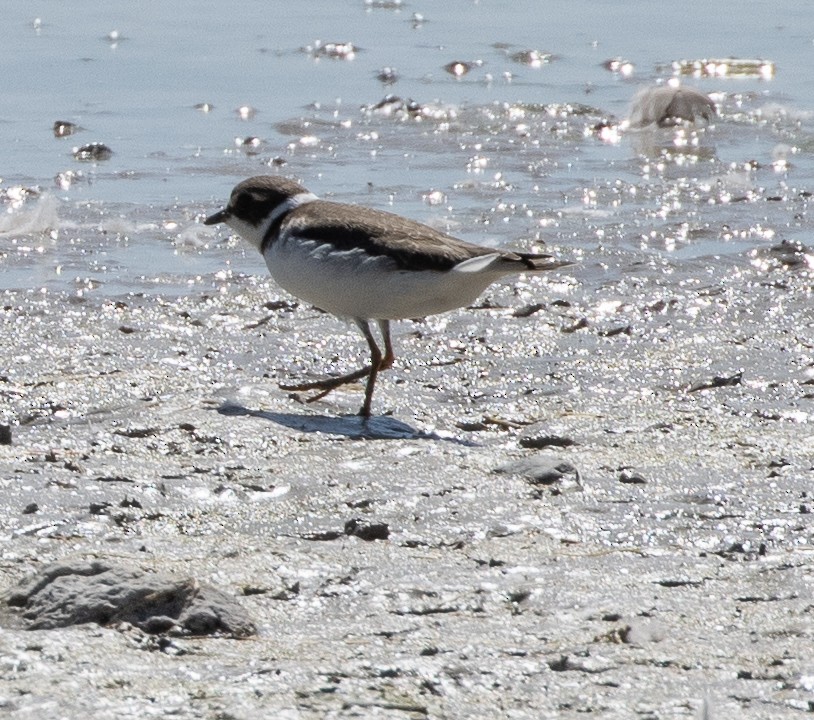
[628,85,716,128]
[495,457,581,486]
[5,561,255,637]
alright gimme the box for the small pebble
[308,41,357,60]
[235,136,264,155]
[73,143,113,162]
[376,66,399,85]
[53,120,80,138]
[444,61,472,77]
[603,58,635,76]
[510,50,552,68]
[54,170,84,190]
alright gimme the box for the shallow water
[1,0,813,295]
[4,6,814,718]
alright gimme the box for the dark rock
[22,503,39,515]
[618,469,647,484]
[113,426,159,438]
[345,518,390,541]
[73,142,113,162]
[562,317,589,333]
[513,302,545,318]
[53,120,80,137]
[518,425,576,450]
[0,425,11,445]
[688,371,743,393]
[119,497,142,509]
[5,561,255,637]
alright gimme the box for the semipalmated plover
[205,176,569,417]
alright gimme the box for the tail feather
[515,252,573,273]
[454,250,573,275]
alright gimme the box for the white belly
[264,238,501,320]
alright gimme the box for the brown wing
[283,201,560,272]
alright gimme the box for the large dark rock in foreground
[5,560,255,637]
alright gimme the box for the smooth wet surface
[2,2,814,718]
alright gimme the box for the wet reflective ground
[2,2,814,718]
[1,0,813,295]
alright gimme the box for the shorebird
[205,176,569,416]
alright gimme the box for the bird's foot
[279,366,373,403]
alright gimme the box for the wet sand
[2,246,813,718]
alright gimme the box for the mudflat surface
[2,1,814,717]
[2,248,813,718]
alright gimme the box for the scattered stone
[119,497,142,509]
[456,415,528,432]
[0,424,11,445]
[688,371,743,393]
[73,142,113,162]
[512,302,545,318]
[22,503,38,515]
[306,40,357,60]
[715,540,767,561]
[562,317,589,333]
[235,136,264,156]
[518,424,576,450]
[494,458,581,487]
[603,57,635,76]
[243,580,299,600]
[235,105,256,120]
[618,468,647,484]
[53,120,80,138]
[655,578,705,588]
[764,239,814,269]
[5,561,255,637]
[94,475,134,483]
[376,66,399,85]
[598,325,632,337]
[509,49,553,68]
[444,60,474,77]
[547,653,615,674]
[113,426,159,439]
[345,518,390,541]
[54,170,85,190]
[364,94,422,118]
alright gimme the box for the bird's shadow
[216,402,472,443]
